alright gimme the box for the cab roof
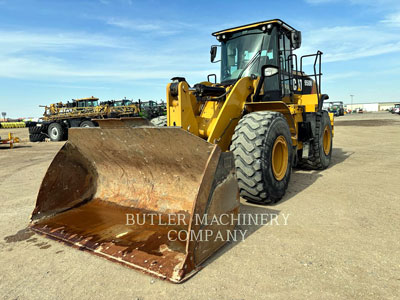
[212,19,297,36]
[74,97,99,101]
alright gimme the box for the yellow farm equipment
[0,133,20,148]
[30,19,333,282]
[30,97,166,142]
[0,122,26,129]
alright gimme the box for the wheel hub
[323,125,331,155]
[272,135,288,181]
[51,128,58,137]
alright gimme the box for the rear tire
[48,123,64,141]
[29,125,42,134]
[29,133,46,142]
[150,115,167,127]
[80,120,95,127]
[230,111,293,204]
[298,111,332,169]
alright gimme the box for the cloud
[305,0,337,4]
[297,24,400,64]
[381,12,400,27]
[0,55,216,80]
[105,18,192,36]
[305,0,400,6]
[0,30,126,55]
[0,28,217,83]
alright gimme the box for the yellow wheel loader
[30,19,333,282]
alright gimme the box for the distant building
[344,102,399,112]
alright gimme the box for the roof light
[222,34,226,40]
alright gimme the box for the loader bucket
[30,124,239,283]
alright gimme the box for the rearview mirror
[210,46,217,62]
[291,30,302,50]
[264,66,279,77]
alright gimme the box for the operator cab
[211,19,320,103]
[74,97,99,108]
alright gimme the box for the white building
[345,102,399,112]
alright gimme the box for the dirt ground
[1,112,399,299]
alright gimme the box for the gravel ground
[0,112,399,299]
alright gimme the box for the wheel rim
[82,124,90,128]
[272,135,288,181]
[323,125,331,155]
[51,128,58,138]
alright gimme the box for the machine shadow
[276,147,352,205]
[328,147,354,168]
[201,148,352,271]
[0,145,32,150]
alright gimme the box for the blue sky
[1,0,400,118]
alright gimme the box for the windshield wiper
[236,50,261,81]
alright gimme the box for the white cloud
[0,55,215,80]
[0,29,217,82]
[105,18,192,36]
[305,0,400,6]
[381,12,400,27]
[0,30,126,55]
[297,25,400,64]
[305,0,337,4]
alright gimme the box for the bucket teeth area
[31,199,188,281]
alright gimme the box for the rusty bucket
[30,123,239,283]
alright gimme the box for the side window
[227,44,238,74]
[279,33,292,96]
[262,27,281,100]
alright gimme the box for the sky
[1,0,400,118]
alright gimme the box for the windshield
[220,28,277,83]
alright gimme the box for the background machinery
[30,19,333,282]
[0,133,20,148]
[29,96,166,142]
[325,101,344,116]
[391,103,400,114]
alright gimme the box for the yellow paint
[212,19,295,36]
[166,81,199,135]
[206,77,253,151]
[294,94,318,112]
[272,135,289,181]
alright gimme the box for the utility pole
[1,112,6,122]
[350,95,354,110]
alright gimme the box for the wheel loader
[30,19,333,283]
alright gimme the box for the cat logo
[293,78,302,91]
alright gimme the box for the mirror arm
[254,65,279,101]
[254,66,266,102]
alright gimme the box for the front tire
[230,111,293,204]
[80,120,95,128]
[48,123,64,141]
